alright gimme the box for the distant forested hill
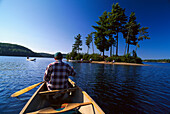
[0,43,54,57]
[143,59,170,63]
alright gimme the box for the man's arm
[68,65,76,77]
[43,65,52,81]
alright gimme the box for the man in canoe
[43,52,76,91]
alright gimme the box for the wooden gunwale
[20,82,45,114]
[82,91,104,114]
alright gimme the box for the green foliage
[0,43,40,57]
[132,50,137,58]
[125,53,131,58]
[105,55,142,63]
[67,3,149,62]
[66,49,78,60]
[136,27,150,52]
[105,57,113,62]
[75,54,83,60]
[90,53,104,61]
[108,3,127,56]
[66,54,69,60]
[85,33,93,54]
[138,27,150,41]
[66,52,104,61]
[123,12,140,54]
[144,59,170,63]
[92,11,110,57]
[135,57,142,63]
[66,51,142,63]
[72,34,82,54]
[83,54,90,60]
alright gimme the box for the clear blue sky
[0,0,169,59]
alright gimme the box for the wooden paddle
[11,81,44,97]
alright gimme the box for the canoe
[26,58,36,61]
[20,79,105,114]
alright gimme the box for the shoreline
[91,61,150,66]
[68,60,150,66]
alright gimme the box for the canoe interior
[20,80,104,114]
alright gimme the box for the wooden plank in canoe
[39,87,78,95]
[27,102,92,114]
[20,79,105,114]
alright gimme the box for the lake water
[0,56,169,114]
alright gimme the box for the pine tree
[72,34,82,54]
[108,3,127,56]
[92,11,109,58]
[90,32,95,54]
[123,12,140,54]
[107,35,116,56]
[85,33,92,54]
[135,27,150,52]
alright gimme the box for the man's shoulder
[48,61,71,67]
[48,62,56,67]
[62,62,70,67]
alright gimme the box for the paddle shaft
[11,81,44,97]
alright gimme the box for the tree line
[68,3,150,62]
[144,59,170,63]
[0,42,56,58]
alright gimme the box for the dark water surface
[0,56,169,113]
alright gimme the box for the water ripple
[0,57,170,113]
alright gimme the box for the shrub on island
[105,56,142,64]
[66,53,104,61]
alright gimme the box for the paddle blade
[11,81,44,97]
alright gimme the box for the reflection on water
[0,56,169,113]
[71,62,170,113]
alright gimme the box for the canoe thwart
[39,87,78,95]
[27,102,92,114]
[20,78,105,114]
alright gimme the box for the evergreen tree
[107,35,116,56]
[92,11,109,58]
[108,3,127,56]
[85,33,92,54]
[135,27,150,52]
[123,22,135,55]
[123,12,140,54]
[90,32,95,54]
[72,34,82,54]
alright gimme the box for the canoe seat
[39,87,78,95]
[27,102,92,114]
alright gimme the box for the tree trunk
[87,47,89,54]
[135,42,138,52]
[124,42,127,55]
[113,45,114,56]
[103,50,105,59]
[92,41,94,54]
[110,45,112,57]
[125,29,130,56]
[116,31,118,56]
[127,43,129,54]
